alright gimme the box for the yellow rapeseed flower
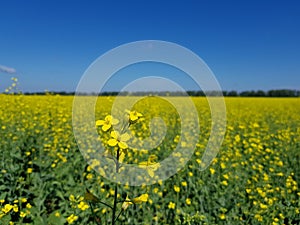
[133,194,148,204]
[181,181,187,187]
[107,131,130,149]
[139,155,160,177]
[67,214,78,224]
[2,204,13,214]
[219,213,226,220]
[127,110,143,124]
[19,211,26,218]
[185,198,191,205]
[174,185,180,193]
[78,201,89,211]
[168,202,176,209]
[96,115,119,132]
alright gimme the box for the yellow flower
[86,173,93,180]
[69,194,75,202]
[13,204,18,212]
[174,185,180,193]
[223,174,229,180]
[27,168,33,174]
[2,204,13,214]
[219,213,226,220]
[220,163,226,169]
[139,155,160,177]
[221,180,228,186]
[122,194,148,210]
[168,202,176,209]
[133,194,148,204]
[67,214,78,224]
[185,198,191,205]
[181,181,187,187]
[107,131,130,149]
[127,110,143,123]
[20,211,26,218]
[260,203,268,209]
[246,188,251,194]
[96,115,119,132]
[121,196,132,211]
[78,201,89,211]
[254,214,263,221]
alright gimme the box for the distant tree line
[14,89,300,97]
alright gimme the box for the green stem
[112,148,120,225]
[114,209,124,223]
[88,202,99,225]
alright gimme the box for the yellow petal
[105,115,112,122]
[96,120,105,126]
[120,133,130,142]
[151,163,160,171]
[111,118,119,125]
[102,124,111,131]
[121,196,132,210]
[118,141,128,149]
[130,114,138,122]
[110,131,119,139]
[133,194,148,204]
[139,161,148,167]
[107,139,118,146]
[147,168,155,178]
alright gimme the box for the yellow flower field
[0,95,299,224]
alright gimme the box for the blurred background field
[0,95,299,224]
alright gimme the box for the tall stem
[112,148,120,225]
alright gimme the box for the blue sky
[0,0,299,92]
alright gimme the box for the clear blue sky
[0,0,299,92]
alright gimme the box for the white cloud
[0,65,16,74]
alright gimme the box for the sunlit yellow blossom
[168,202,176,209]
[139,155,160,177]
[2,204,13,213]
[20,211,26,218]
[221,180,228,186]
[122,196,132,210]
[127,110,143,123]
[133,194,148,204]
[174,185,180,193]
[219,214,226,220]
[260,203,268,209]
[96,115,119,132]
[107,131,130,149]
[254,214,263,221]
[78,201,89,211]
[13,204,18,212]
[67,214,78,224]
[181,181,187,187]
[185,198,191,205]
